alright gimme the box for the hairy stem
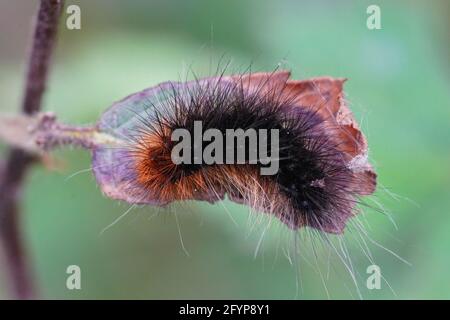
[0,0,64,299]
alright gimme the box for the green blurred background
[0,0,449,299]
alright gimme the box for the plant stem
[0,113,123,153]
[0,0,64,299]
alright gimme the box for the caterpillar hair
[92,70,376,234]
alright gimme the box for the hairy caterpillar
[92,70,376,234]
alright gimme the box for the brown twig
[0,112,123,153]
[0,0,64,299]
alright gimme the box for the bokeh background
[0,0,449,299]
